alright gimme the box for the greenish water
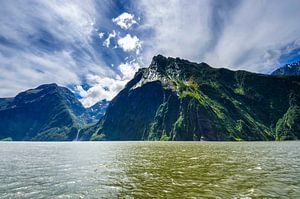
[0,142,299,198]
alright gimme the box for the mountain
[81,55,300,141]
[86,99,109,122]
[0,83,91,141]
[271,61,300,75]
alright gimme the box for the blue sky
[1,0,300,107]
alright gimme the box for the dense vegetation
[83,55,300,141]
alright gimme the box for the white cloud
[78,61,140,107]
[2,0,300,106]
[117,34,142,52]
[0,0,115,97]
[76,75,126,107]
[98,32,105,39]
[0,50,81,97]
[0,1,141,105]
[136,0,212,64]
[136,0,300,72]
[119,62,140,79]
[0,0,98,47]
[112,12,137,29]
[103,30,116,48]
[203,1,300,72]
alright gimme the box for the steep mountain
[81,55,300,141]
[0,83,90,141]
[86,99,109,122]
[271,61,300,75]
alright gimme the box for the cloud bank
[136,0,300,72]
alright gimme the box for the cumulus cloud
[0,1,142,105]
[117,34,142,52]
[78,61,140,107]
[76,75,126,107]
[98,32,105,39]
[103,30,116,48]
[118,62,140,79]
[112,12,137,29]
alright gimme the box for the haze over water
[0,141,299,198]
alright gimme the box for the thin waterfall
[74,129,80,141]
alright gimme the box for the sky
[1,0,300,107]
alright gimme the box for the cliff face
[83,55,300,141]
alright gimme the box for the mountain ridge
[81,55,300,141]
[0,83,107,141]
[271,61,300,75]
[1,56,300,141]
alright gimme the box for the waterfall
[74,129,80,141]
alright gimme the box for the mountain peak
[150,54,211,69]
[14,83,62,103]
[0,83,109,141]
[36,83,59,90]
[87,55,300,141]
[150,54,169,68]
[272,61,300,75]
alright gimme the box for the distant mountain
[81,55,300,141]
[0,83,91,141]
[271,61,300,75]
[86,99,109,122]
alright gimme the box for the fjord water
[0,142,299,198]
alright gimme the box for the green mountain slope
[82,55,300,141]
[0,83,89,141]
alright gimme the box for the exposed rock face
[83,55,300,141]
[272,61,300,75]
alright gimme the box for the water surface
[0,141,299,198]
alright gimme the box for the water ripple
[0,141,299,198]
